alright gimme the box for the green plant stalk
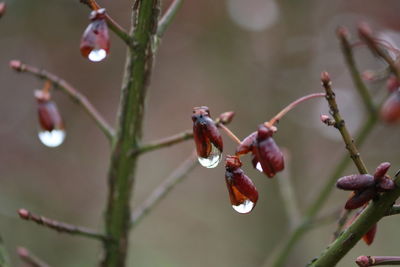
[309,177,400,266]
[0,236,10,267]
[102,0,159,266]
[269,111,377,267]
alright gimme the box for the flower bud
[235,131,257,156]
[380,90,400,123]
[373,162,391,181]
[345,188,376,210]
[217,111,235,125]
[386,75,400,93]
[192,106,223,168]
[80,8,110,62]
[356,256,372,267]
[336,174,374,191]
[0,2,6,18]
[254,125,284,178]
[225,156,258,214]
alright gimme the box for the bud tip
[18,209,29,219]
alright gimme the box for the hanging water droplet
[197,144,222,168]
[232,199,254,214]
[38,129,66,147]
[256,162,263,172]
[88,49,107,62]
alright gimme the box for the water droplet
[38,129,66,147]
[88,49,107,62]
[256,162,263,172]
[197,144,222,168]
[232,199,254,214]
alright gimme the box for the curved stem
[9,60,115,141]
[157,0,184,37]
[80,0,132,46]
[266,93,326,127]
[219,124,241,145]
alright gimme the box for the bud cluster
[336,162,396,210]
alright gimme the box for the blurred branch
[157,0,184,37]
[18,209,108,242]
[80,0,131,45]
[9,60,115,141]
[358,24,400,80]
[276,150,301,230]
[0,235,10,267]
[131,151,198,228]
[17,247,50,267]
[385,204,400,216]
[337,27,375,115]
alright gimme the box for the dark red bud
[336,174,374,191]
[192,106,223,159]
[80,8,110,62]
[225,157,258,214]
[362,223,377,245]
[235,131,257,156]
[374,162,391,181]
[225,155,242,170]
[36,97,64,132]
[254,125,284,178]
[381,91,400,123]
[386,76,400,93]
[356,255,372,267]
[377,177,395,192]
[218,111,235,125]
[345,188,376,210]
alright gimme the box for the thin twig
[17,209,108,241]
[358,23,400,80]
[218,124,241,144]
[79,0,131,45]
[131,151,198,228]
[134,130,193,155]
[157,0,184,37]
[10,60,115,141]
[17,247,50,267]
[276,149,301,230]
[337,27,376,115]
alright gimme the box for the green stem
[309,176,400,266]
[0,235,10,267]
[157,0,184,37]
[102,1,160,266]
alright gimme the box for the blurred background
[1,0,400,266]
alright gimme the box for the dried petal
[192,106,223,159]
[373,162,391,182]
[380,90,400,123]
[235,131,257,156]
[362,223,377,245]
[254,125,284,178]
[225,156,258,214]
[345,188,376,210]
[80,9,110,62]
[336,174,374,191]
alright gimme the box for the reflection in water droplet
[256,162,263,172]
[88,49,107,62]
[232,199,254,214]
[38,129,66,147]
[197,144,222,168]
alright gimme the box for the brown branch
[17,247,50,267]
[79,0,131,45]
[131,151,198,227]
[18,209,108,241]
[9,60,115,141]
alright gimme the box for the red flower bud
[217,111,235,125]
[356,255,372,267]
[225,156,258,214]
[0,2,6,18]
[336,174,374,191]
[254,125,284,178]
[386,75,400,93]
[35,91,66,148]
[380,90,400,123]
[345,188,376,210]
[235,131,257,156]
[362,223,377,245]
[192,106,223,168]
[377,178,395,192]
[80,8,110,62]
[373,162,391,181]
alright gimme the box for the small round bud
[18,209,30,219]
[0,2,6,18]
[358,22,373,38]
[321,71,331,86]
[17,247,29,257]
[218,111,235,125]
[356,255,372,267]
[336,26,350,39]
[9,60,22,71]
